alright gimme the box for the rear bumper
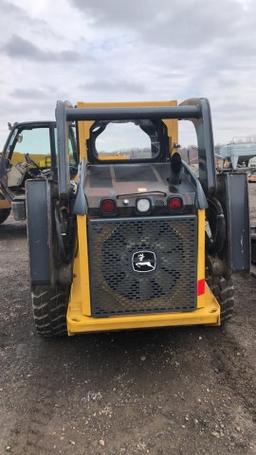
[66,285,220,335]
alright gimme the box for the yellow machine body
[66,101,220,335]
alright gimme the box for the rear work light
[100,198,116,214]
[167,196,183,210]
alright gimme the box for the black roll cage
[55,98,217,200]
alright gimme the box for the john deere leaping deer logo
[132,251,157,273]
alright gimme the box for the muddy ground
[0,187,255,455]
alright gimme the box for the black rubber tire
[0,208,11,224]
[207,274,235,324]
[31,285,70,337]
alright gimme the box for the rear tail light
[100,198,116,214]
[197,279,205,296]
[167,196,183,210]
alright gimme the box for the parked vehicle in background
[0,121,78,223]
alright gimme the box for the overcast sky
[0,0,256,147]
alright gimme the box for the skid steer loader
[24,99,250,337]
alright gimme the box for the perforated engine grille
[88,216,197,316]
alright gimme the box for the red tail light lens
[101,199,116,214]
[197,279,205,296]
[167,197,183,210]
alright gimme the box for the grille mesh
[88,216,197,316]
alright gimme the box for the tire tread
[207,273,235,324]
[31,285,69,337]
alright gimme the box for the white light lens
[137,198,150,213]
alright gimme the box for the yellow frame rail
[67,284,220,334]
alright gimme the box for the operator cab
[83,118,199,218]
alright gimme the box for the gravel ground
[0,188,255,455]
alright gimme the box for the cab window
[91,120,163,161]
[12,128,51,168]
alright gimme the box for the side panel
[197,210,205,278]
[26,179,52,284]
[217,172,250,273]
[77,215,91,315]
[68,215,91,320]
